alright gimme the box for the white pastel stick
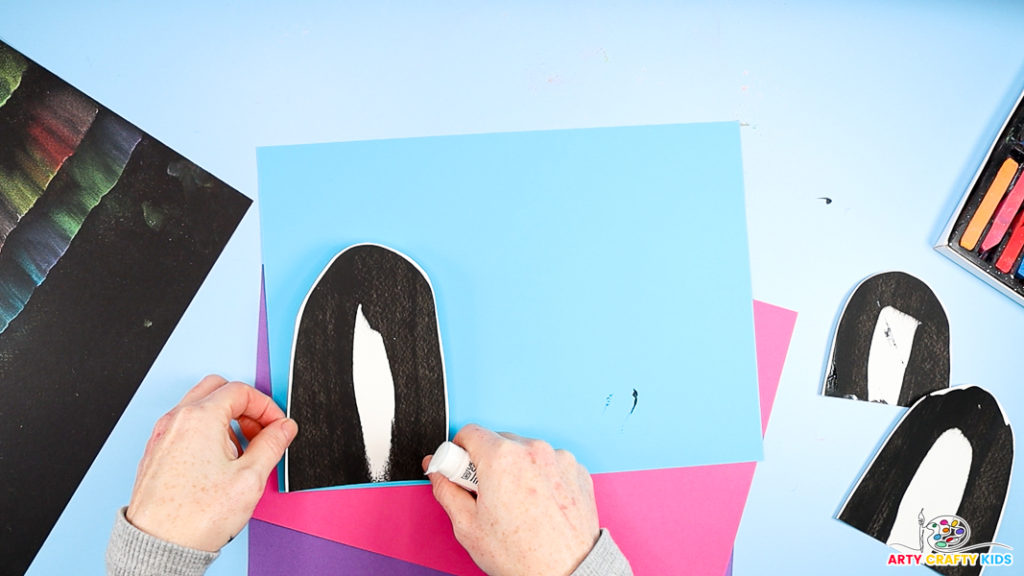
[426,441,478,492]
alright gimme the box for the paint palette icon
[926,515,971,551]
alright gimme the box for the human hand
[424,424,600,576]
[126,375,298,552]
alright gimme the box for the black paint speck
[818,197,833,205]
[630,389,639,414]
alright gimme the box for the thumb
[241,418,298,475]
[426,463,476,532]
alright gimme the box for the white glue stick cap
[426,441,478,492]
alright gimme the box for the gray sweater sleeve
[106,507,218,576]
[571,529,634,576]
[106,507,630,576]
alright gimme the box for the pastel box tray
[937,88,1024,305]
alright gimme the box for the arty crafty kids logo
[887,511,1014,569]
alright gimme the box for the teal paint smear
[0,83,98,247]
[0,43,27,108]
[0,111,141,333]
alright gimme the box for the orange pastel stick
[960,157,1019,251]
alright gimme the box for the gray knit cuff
[571,528,634,576]
[106,507,219,576]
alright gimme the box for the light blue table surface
[2,2,1023,574]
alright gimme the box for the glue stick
[426,441,478,492]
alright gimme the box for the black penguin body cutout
[824,271,949,406]
[838,386,1014,576]
[286,244,448,491]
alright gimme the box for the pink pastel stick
[995,208,1024,273]
[981,172,1024,252]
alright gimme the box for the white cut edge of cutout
[866,305,921,406]
[819,270,949,402]
[836,384,1015,548]
[283,242,450,492]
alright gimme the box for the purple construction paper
[249,519,453,576]
[256,272,271,396]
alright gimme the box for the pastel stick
[995,206,1024,273]
[960,157,1018,251]
[981,168,1024,252]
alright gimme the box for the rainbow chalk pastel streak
[0,112,141,333]
[0,83,98,247]
[0,43,28,108]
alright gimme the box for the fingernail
[282,418,298,439]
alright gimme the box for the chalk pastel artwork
[823,271,950,406]
[286,244,447,490]
[252,296,797,576]
[258,123,762,477]
[837,385,1014,576]
[0,40,251,574]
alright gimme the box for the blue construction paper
[258,123,762,476]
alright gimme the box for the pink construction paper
[251,299,796,576]
[250,519,454,576]
[752,300,794,437]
